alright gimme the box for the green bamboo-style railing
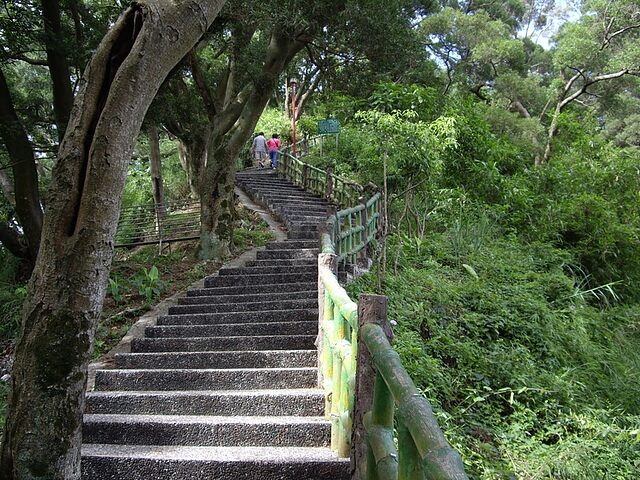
[318,246,469,479]
[277,137,381,266]
[326,194,381,265]
[356,307,469,480]
[318,258,357,458]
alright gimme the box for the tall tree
[0,0,226,478]
[153,0,352,258]
[170,0,438,258]
[541,0,640,163]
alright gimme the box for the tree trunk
[199,136,239,259]
[0,1,225,478]
[198,32,307,258]
[177,131,209,198]
[148,124,166,226]
[0,66,43,269]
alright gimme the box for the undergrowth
[347,232,640,478]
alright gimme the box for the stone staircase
[81,169,349,479]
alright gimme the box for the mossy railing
[325,194,381,266]
[318,248,469,479]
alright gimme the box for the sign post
[318,119,340,152]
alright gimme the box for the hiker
[252,132,268,168]
[266,133,282,169]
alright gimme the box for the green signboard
[318,118,340,135]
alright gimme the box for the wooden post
[359,197,369,267]
[326,167,334,200]
[303,163,309,190]
[352,294,391,480]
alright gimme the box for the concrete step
[265,240,319,249]
[254,193,325,206]
[218,265,317,276]
[130,335,316,353]
[255,191,324,202]
[112,350,317,370]
[244,258,316,268]
[178,289,316,306]
[94,367,318,391]
[156,309,318,326]
[85,389,325,416]
[145,320,316,338]
[82,444,350,480]
[238,180,316,192]
[168,298,317,315]
[263,197,329,207]
[287,230,318,240]
[278,203,331,212]
[204,272,316,287]
[186,282,317,297]
[83,414,332,447]
[261,202,330,213]
[284,215,327,224]
[254,249,317,261]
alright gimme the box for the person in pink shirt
[266,133,282,169]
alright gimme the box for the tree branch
[188,48,217,121]
[601,22,640,50]
[560,68,640,111]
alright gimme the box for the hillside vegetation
[292,87,640,477]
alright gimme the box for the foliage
[347,231,640,478]
[124,134,190,208]
[132,265,165,301]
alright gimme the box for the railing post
[359,197,369,267]
[326,167,335,201]
[303,163,310,190]
[352,294,393,480]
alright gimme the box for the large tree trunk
[176,130,210,198]
[198,32,307,258]
[199,136,239,259]
[0,1,225,478]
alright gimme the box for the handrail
[326,193,381,265]
[318,258,358,458]
[318,254,469,479]
[277,137,382,267]
[278,138,364,209]
[356,298,468,479]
